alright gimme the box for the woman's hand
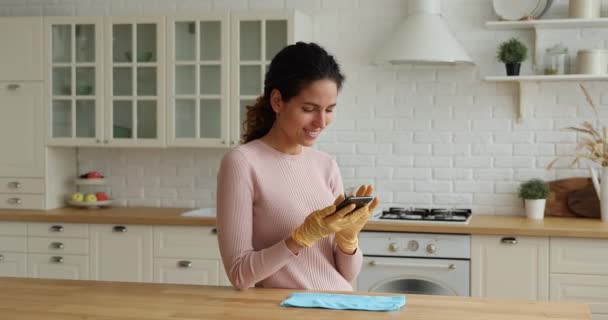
[335,184,379,254]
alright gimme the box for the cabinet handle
[0,254,4,262]
[51,242,65,249]
[9,181,22,189]
[113,226,127,233]
[50,225,64,233]
[96,139,101,143]
[103,140,108,144]
[178,260,193,268]
[7,83,20,90]
[51,256,64,264]
[211,228,217,235]
[500,237,517,245]
[221,140,226,144]
[8,197,22,205]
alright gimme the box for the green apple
[71,192,84,202]
[84,193,97,202]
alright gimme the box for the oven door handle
[368,260,457,270]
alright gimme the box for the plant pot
[524,199,546,220]
[505,63,521,76]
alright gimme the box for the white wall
[2,0,607,214]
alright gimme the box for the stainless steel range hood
[374,0,474,66]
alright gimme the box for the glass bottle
[544,44,570,75]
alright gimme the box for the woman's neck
[260,126,302,155]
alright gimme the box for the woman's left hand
[334,184,379,253]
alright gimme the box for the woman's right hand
[290,200,364,248]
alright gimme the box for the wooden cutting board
[545,178,594,217]
[567,185,601,218]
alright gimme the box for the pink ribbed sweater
[216,139,362,290]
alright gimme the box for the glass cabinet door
[107,17,165,146]
[167,16,229,147]
[47,18,103,145]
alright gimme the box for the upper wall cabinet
[166,15,230,147]
[229,12,311,147]
[0,18,42,81]
[45,17,104,146]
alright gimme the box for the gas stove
[371,207,472,224]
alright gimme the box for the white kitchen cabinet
[0,222,27,277]
[90,224,153,282]
[28,253,89,280]
[471,235,549,300]
[0,82,44,177]
[166,15,230,147]
[229,11,311,146]
[0,17,43,81]
[0,252,27,277]
[550,237,608,320]
[154,258,221,285]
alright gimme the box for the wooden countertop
[1,207,608,238]
[0,277,590,320]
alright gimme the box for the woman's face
[270,79,338,147]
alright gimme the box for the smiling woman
[216,42,379,291]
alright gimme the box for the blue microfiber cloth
[280,292,406,311]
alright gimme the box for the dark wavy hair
[241,42,345,143]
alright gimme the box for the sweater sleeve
[328,158,363,282]
[216,150,296,290]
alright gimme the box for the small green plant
[518,179,549,200]
[496,38,528,64]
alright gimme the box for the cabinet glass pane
[175,99,196,138]
[113,67,132,96]
[240,99,254,130]
[200,21,220,61]
[240,65,261,95]
[113,24,132,63]
[113,101,133,138]
[137,24,156,62]
[52,100,71,138]
[175,22,195,61]
[240,21,261,61]
[76,100,95,138]
[137,100,157,139]
[75,24,95,62]
[200,65,220,95]
[76,67,95,96]
[137,67,157,96]
[52,67,71,96]
[266,20,287,60]
[52,25,71,63]
[200,99,221,138]
[175,65,195,95]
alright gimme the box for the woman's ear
[269,89,283,114]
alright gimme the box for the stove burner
[378,207,472,222]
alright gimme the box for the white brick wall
[3,0,606,214]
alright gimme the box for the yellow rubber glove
[335,184,379,253]
[290,200,361,248]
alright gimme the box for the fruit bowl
[67,200,112,209]
[74,178,106,186]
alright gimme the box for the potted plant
[496,38,528,76]
[518,179,549,220]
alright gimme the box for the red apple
[87,171,103,179]
[95,192,108,201]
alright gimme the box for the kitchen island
[0,277,590,320]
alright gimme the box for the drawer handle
[7,83,20,90]
[50,225,64,233]
[113,226,127,233]
[0,254,4,262]
[51,256,64,264]
[178,260,193,268]
[9,181,22,189]
[500,237,517,245]
[51,242,64,249]
[211,228,217,235]
[8,197,22,205]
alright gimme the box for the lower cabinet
[28,254,89,280]
[0,222,27,277]
[471,235,549,300]
[0,252,27,277]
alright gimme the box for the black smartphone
[335,196,374,212]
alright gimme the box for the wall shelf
[486,18,608,30]
[485,74,608,82]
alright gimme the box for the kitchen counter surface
[1,207,608,238]
[0,277,590,320]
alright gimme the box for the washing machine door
[358,256,470,296]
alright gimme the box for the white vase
[524,199,546,220]
[589,166,608,222]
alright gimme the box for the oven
[357,231,470,296]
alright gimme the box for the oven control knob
[407,240,419,251]
[388,242,399,252]
[426,243,437,254]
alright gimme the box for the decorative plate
[493,0,542,20]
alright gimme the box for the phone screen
[335,196,374,211]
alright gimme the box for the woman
[216,42,378,291]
